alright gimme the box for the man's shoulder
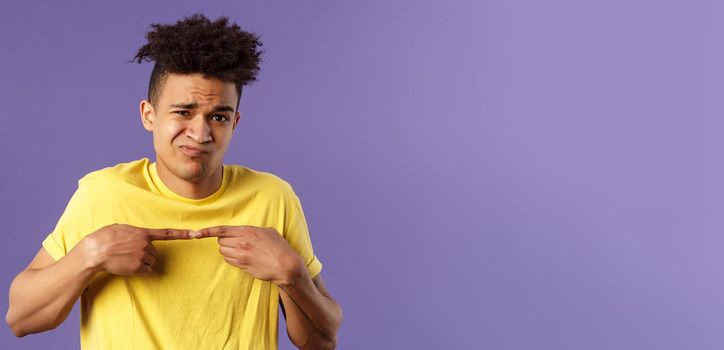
[78,158,150,187]
[226,164,296,195]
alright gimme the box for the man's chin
[174,160,209,182]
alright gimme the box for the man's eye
[212,114,229,122]
[173,111,190,116]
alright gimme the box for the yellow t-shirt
[42,158,322,350]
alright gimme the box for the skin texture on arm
[5,246,96,337]
[279,274,342,350]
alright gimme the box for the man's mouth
[178,145,207,157]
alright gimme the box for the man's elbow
[301,335,336,350]
[319,304,342,349]
[6,308,59,338]
[6,320,57,338]
[10,327,29,338]
[323,335,338,350]
[6,310,28,338]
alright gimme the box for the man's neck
[155,160,223,200]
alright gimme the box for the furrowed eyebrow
[169,103,234,113]
[212,105,236,113]
[170,102,198,109]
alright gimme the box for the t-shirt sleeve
[283,190,323,278]
[42,180,94,261]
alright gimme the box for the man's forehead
[160,73,237,107]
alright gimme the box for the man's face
[140,73,241,183]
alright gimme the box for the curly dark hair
[131,13,263,109]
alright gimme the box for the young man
[5,14,341,350]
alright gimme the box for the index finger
[190,226,247,239]
[144,228,194,241]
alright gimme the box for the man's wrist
[276,252,307,289]
[75,235,105,274]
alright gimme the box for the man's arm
[6,224,192,337]
[190,226,343,349]
[6,245,98,337]
[279,273,342,350]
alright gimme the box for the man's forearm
[6,244,98,337]
[278,262,342,349]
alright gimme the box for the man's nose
[185,115,212,143]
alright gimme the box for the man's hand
[81,223,193,275]
[189,226,303,285]
[191,225,342,349]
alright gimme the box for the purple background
[2,0,724,349]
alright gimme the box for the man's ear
[140,100,155,132]
[232,112,241,133]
